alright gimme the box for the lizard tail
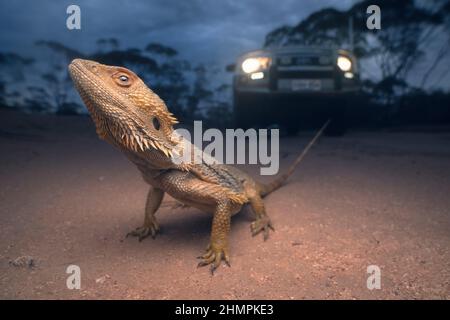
[259,119,330,197]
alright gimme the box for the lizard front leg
[127,186,164,241]
[157,170,243,273]
[197,200,232,273]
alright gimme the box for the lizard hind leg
[249,195,274,241]
[127,187,164,241]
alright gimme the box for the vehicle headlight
[337,56,352,71]
[241,57,271,74]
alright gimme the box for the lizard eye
[114,73,132,87]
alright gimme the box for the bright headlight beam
[242,58,261,74]
[337,56,352,72]
[242,57,270,74]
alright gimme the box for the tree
[3,38,225,122]
[145,43,178,57]
[419,0,450,88]
[33,41,84,113]
[91,48,158,81]
[0,52,34,108]
[264,0,446,102]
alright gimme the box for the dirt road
[0,109,449,299]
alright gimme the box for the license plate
[291,79,322,91]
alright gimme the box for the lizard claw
[196,244,230,274]
[251,216,274,241]
[126,220,159,241]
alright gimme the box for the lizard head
[68,58,177,158]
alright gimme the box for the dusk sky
[1,0,449,91]
[0,0,356,66]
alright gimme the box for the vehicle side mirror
[225,64,235,72]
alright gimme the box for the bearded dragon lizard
[68,59,329,273]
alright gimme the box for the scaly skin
[68,59,328,273]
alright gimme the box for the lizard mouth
[68,59,94,83]
[69,58,97,73]
[68,59,108,102]
[68,59,113,134]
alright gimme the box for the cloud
[0,0,356,65]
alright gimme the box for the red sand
[0,109,449,299]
